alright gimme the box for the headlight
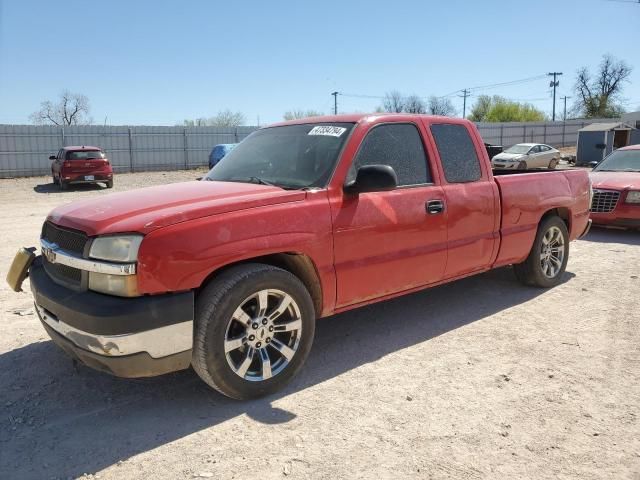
[89,235,143,262]
[88,235,142,296]
[626,191,640,204]
[88,272,139,297]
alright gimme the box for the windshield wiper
[246,176,277,186]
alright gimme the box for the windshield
[204,123,354,188]
[504,145,532,154]
[594,149,640,172]
[66,150,105,160]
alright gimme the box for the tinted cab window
[348,123,430,186]
[430,124,481,183]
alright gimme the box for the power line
[340,74,550,103]
[465,74,548,93]
[331,91,339,115]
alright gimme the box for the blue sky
[1,0,639,125]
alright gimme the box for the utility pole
[459,89,471,118]
[548,72,563,121]
[560,96,571,121]
[331,91,339,115]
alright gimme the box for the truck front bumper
[29,257,194,378]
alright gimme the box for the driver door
[331,122,448,308]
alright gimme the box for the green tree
[468,95,546,122]
[468,95,493,122]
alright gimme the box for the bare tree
[182,110,246,127]
[209,109,246,127]
[283,110,323,120]
[381,90,405,113]
[29,90,92,125]
[427,96,457,116]
[404,95,426,114]
[573,54,632,118]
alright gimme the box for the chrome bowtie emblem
[42,247,56,263]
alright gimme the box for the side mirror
[49,155,56,160]
[344,165,397,194]
[588,161,600,168]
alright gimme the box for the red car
[9,115,591,399]
[589,144,640,229]
[50,146,113,190]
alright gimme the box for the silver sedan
[491,143,561,170]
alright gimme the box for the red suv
[50,146,113,190]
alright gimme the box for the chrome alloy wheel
[540,226,565,278]
[224,289,302,382]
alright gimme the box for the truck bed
[492,169,592,267]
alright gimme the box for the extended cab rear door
[425,121,500,279]
[330,120,448,308]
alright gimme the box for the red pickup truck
[8,114,592,400]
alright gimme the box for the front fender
[136,193,335,310]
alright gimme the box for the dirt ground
[1,171,639,480]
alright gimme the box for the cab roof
[267,113,472,128]
[619,144,640,151]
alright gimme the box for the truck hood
[589,171,640,191]
[48,181,307,236]
[493,153,524,162]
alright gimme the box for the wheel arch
[541,207,571,233]
[196,252,324,317]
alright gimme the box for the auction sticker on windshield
[308,126,347,137]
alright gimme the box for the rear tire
[106,180,114,188]
[548,158,558,169]
[514,216,569,288]
[192,263,316,400]
[517,161,527,170]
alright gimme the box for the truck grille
[41,221,88,287]
[43,261,83,285]
[41,221,88,255]
[591,190,620,213]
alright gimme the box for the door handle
[426,199,445,215]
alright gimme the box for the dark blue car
[208,144,238,169]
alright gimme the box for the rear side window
[431,124,481,183]
[349,123,430,186]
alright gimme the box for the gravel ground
[1,171,639,480]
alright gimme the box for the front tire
[106,179,114,188]
[548,158,558,169]
[517,161,527,170]
[514,216,569,288]
[192,264,316,400]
